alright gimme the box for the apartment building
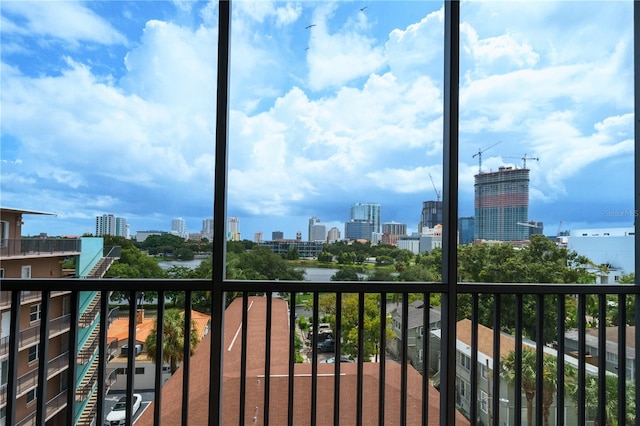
[0,207,119,426]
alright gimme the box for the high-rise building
[96,213,127,237]
[227,216,240,241]
[350,203,381,234]
[202,218,214,240]
[418,201,443,232]
[474,166,529,242]
[254,232,263,243]
[383,221,407,236]
[382,222,407,246]
[458,217,475,245]
[308,216,326,242]
[345,220,374,241]
[327,227,341,243]
[272,230,284,240]
[171,217,187,238]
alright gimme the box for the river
[157,259,365,282]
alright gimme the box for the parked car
[106,393,142,425]
[317,338,335,353]
[321,356,354,363]
[307,322,331,339]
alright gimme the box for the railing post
[66,291,79,424]
[441,1,460,425]
[634,1,640,421]
[36,290,51,425]
[7,291,20,426]
[210,0,232,424]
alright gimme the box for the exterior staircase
[75,355,99,425]
[86,256,117,279]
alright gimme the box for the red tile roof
[137,296,469,425]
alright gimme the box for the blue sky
[1,1,635,240]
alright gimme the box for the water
[156,259,365,281]
[157,258,205,270]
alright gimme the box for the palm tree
[541,354,558,426]
[145,309,199,374]
[565,365,633,426]
[500,348,537,426]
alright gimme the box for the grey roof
[565,326,636,360]
[391,302,441,330]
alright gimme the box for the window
[457,352,471,370]
[21,265,31,279]
[29,303,41,322]
[481,363,487,379]
[26,389,36,404]
[0,221,7,247]
[28,344,39,363]
[456,377,470,404]
[0,359,7,387]
[0,269,3,278]
[480,390,488,414]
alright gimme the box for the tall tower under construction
[474,166,529,242]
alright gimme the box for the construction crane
[472,141,501,174]
[521,153,539,169]
[504,153,539,169]
[428,172,441,202]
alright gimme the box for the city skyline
[1,2,635,241]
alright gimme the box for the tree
[501,348,559,426]
[367,269,395,281]
[318,293,394,360]
[145,309,199,374]
[565,364,635,426]
[500,348,537,426]
[317,251,333,263]
[457,236,596,343]
[330,269,360,281]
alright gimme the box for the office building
[272,231,284,240]
[474,166,529,242]
[418,201,443,231]
[345,220,374,241]
[350,203,381,234]
[135,230,166,242]
[382,221,407,246]
[458,217,475,245]
[567,227,634,284]
[254,232,263,243]
[308,216,327,242]
[327,227,340,243]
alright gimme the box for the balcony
[0,238,81,260]
[1,280,639,425]
[1,2,639,426]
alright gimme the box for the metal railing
[1,280,639,426]
[0,238,81,258]
[0,313,71,358]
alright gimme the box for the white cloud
[306,3,386,90]
[1,2,127,46]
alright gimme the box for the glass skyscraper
[349,202,381,234]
